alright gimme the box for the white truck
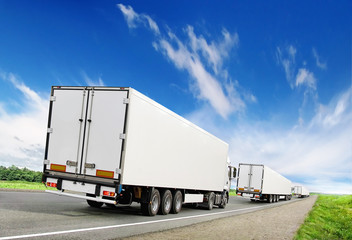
[293,186,310,198]
[236,163,292,202]
[42,86,236,216]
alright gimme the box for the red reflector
[103,191,115,197]
[237,193,241,196]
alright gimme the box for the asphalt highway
[0,191,301,239]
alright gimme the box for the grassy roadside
[295,194,352,239]
[0,180,56,191]
[229,189,236,196]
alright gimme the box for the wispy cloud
[229,87,352,194]
[0,72,48,170]
[312,48,327,70]
[277,45,319,125]
[118,3,250,119]
[81,71,105,86]
[276,45,297,88]
[117,4,160,35]
[295,68,316,90]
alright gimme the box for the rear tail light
[103,191,115,197]
[47,182,57,188]
[237,193,241,196]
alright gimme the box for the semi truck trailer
[293,186,310,198]
[236,163,292,202]
[42,86,236,216]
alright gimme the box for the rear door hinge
[119,133,126,140]
[50,96,56,102]
[123,98,130,104]
[47,128,53,133]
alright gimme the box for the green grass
[229,189,236,196]
[0,180,56,191]
[295,194,352,240]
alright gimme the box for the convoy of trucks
[293,185,310,198]
[236,163,293,202]
[42,86,309,216]
[42,86,236,216]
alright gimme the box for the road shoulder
[119,196,317,240]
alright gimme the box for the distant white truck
[42,86,236,216]
[293,186,310,198]
[236,163,292,202]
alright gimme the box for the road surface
[0,191,301,239]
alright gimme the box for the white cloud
[81,71,105,86]
[228,87,352,194]
[295,68,316,90]
[117,4,160,35]
[0,72,48,170]
[118,3,249,119]
[156,34,241,118]
[276,45,296,88]
[312,48,327,70]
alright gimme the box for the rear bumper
[237,192,261,199]
[44,175,120,204]
[46,190,116,204]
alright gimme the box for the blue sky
[0,1,351,194]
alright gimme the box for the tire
[141,188,160,216]
[288,195,292,200]
[158,190,172,215]
[87,200,104,208]
[171,190,182,214]
[267,194,272,203]
[275,195,278,202]
[207,192,215,210]
[284,195,288,201]
[219,194,227,208]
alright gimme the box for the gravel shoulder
[120,195,317,240]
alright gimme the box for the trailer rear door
[250,165,263,191]
[45,87,128,180]
[237,164,251,189]
[82,90,128,179]
[237,164,263,192]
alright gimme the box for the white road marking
[0,204,277,239]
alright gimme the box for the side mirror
[233,168,237,178]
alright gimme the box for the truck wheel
[219,194,227,208]
[87,200,104,208]
[275,195,278,202]
[141,188,160,216]
[267,194,271,203]
[207,192,215,210]
[171,190,182,214]
[158,190,172,215]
